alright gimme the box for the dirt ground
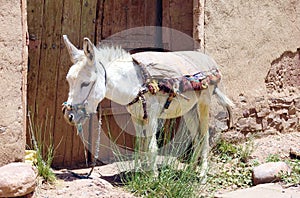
[33,131,300,198]
[34,169,135,198]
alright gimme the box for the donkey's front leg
[132,116,159,176]
[143,117,159,176]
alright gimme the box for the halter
[62,60,107,133]
[62,82,94,134]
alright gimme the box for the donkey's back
[131,51,218,80]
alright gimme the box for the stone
[255,96,265,103]
[242,110,250,118]
[249,108,257,117]
[276,108,288,115]
[272,114,282,124]
[239,95,247,103]
[257,108,270,118]
[270,99,292,108]
[261,119,269,131]
[294,97,300,110]
[221,131,246,144]
[284,116,298,128]
[290,147,300,160]
[288,106,296,115]
[0,162,37,197]
[236,117,262,132]
[214,183,300,198]
[252,162,291,185]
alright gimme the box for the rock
[269,98,292,108]
[0,162,37,197]
[255,96,265,103]
[284,116,298,128]
[238,94,247,103]
[249,108,257,117]
[236,117,262,132]
[290,147,300,159]
[288,106,296,115]
[242,110,250,118]
[276,108,288,115]
[256,108,270,118]
[221,131,246,144]
[252,162,291,185]
[294,97,300,110]
[214,183,300,198]
[236,117,248,128]
[261,119,269,131]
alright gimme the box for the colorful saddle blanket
[147,69,221,95]
[129,51,222,120]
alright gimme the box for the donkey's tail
[213,86,234,128]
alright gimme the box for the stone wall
[0,0,27,166]
[204,0,300,136]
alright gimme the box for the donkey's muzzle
[62,103,76,125]
[62,102,89,127]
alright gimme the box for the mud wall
[0,0,27,166]
[204,0,300,136]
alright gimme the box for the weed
[107,117,203,198]
[278,159,300,185]
[124,165,199,198]
[214,139,253,163]
[265,153,300,186]
[205,139,257,195]
[266,153,281,162]
[214,139,238,162]
[238,140,254,163]
[27,110,58,183]
[207,142,300,193]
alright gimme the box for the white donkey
[62,35,233,176]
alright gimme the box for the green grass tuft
[27,110,58,183]
[124,165,200,198]
[106,117,204,198]
[278,158,300,185]
[205,139,257,195]
[266,153,281,162]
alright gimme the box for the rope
[86,106,102,178]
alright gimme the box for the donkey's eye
[81,82,90,89]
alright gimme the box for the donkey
[62,35,233,176]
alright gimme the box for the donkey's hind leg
[193,96,211,178]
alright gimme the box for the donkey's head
[62,35,106,127]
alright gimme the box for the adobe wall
[0,0,27,166]
[204,0,300,136]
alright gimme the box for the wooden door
[27,0,193,168]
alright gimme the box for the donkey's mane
[95,44,132,67]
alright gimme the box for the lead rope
[85,61,106,176]
[85,62,105,177]
[69,108,102,179]
[86,105,102,178]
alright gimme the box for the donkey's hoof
[151,170,159,178]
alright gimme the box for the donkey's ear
[83,37,95,61]
[63,35,81,63]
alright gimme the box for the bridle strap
[65,61,107,110]
[99,61,107,86]
[83,81,96,105]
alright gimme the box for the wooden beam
[21,0,28,144]
[193,0,205,51]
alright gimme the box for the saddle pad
[131,51,218,79]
